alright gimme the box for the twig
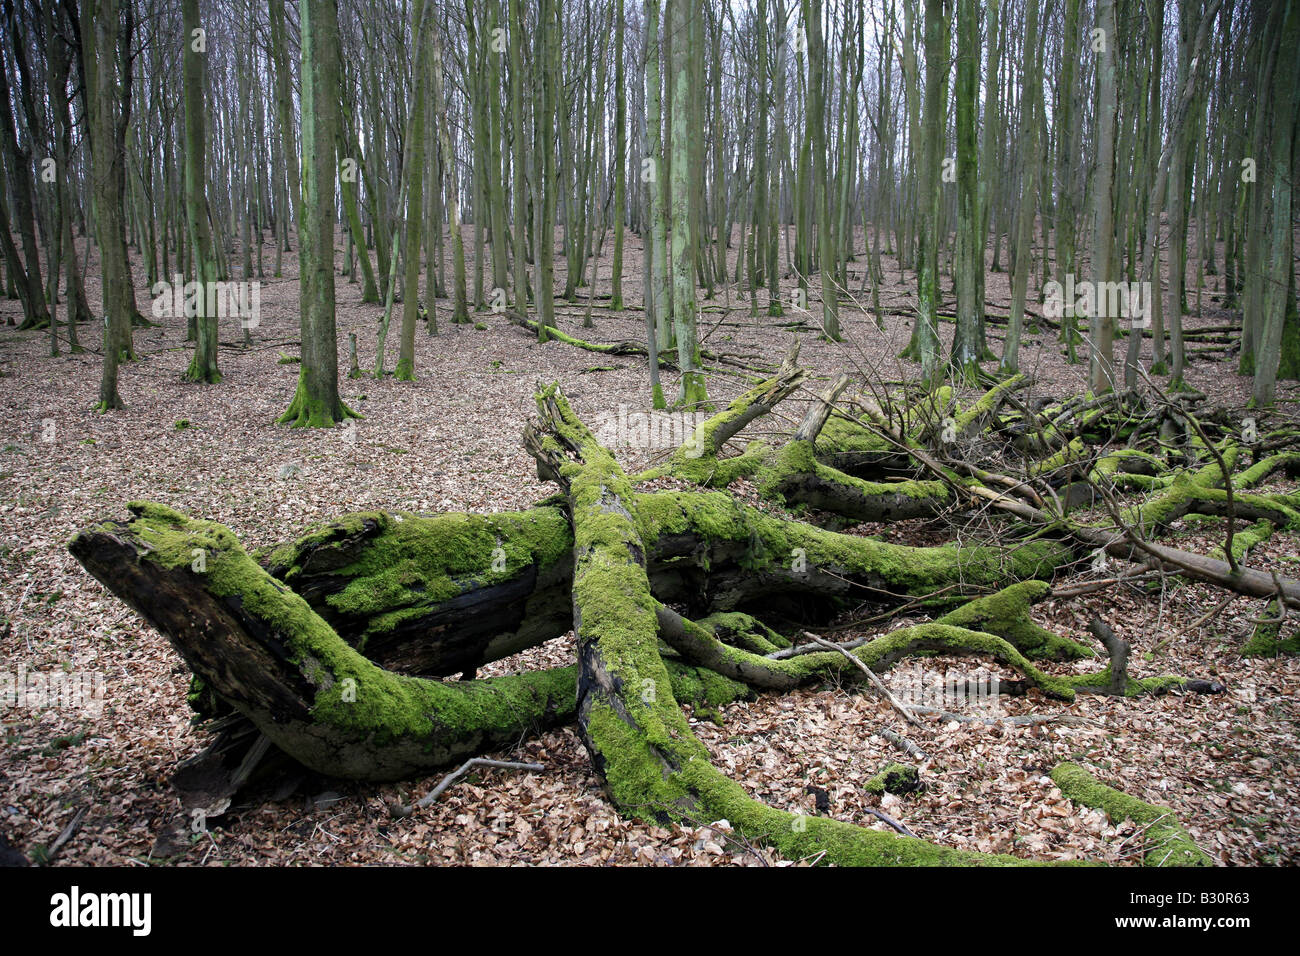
[878,727,930,762]
[806,633,924,729]
[1250,573,1291,626]
[1151,592,1236,655]
[1049,569,1166,599]
[42,806,87,866]
[864,806,918,838]
[390,758,544,818]
[909,705,1098,728]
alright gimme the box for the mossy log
[237,483,1065,679]
[503,309,769,373]
[637,358,958,522]
[69,502,579,781]
[528,384,1029,866]
[258,506,576,677]
[66,358,1291,866]
[68,501,751,781]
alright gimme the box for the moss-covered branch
[536,383,1033,866]
[1050,762,1212,866]
[260,507,576,676]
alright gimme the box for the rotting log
[69,502,579,781]
[66,357,1293,866]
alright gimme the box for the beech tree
[84,0,136,411]
[180,0,220,384]
[277,0,357,427]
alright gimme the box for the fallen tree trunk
[69,502,580,781]
[67,358,1279,866]
[236,484,1068,679]
[503,309,771,374]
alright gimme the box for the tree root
[1050,763,1212,867]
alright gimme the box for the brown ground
[1,223,1297,866]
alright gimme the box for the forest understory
[2,223,1299,866]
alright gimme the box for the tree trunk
[669,0,706,405]
[1089,0,1119,394]
[951,0,980,379]
[181,0,221,385]
[277,0,357,427]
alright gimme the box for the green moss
[1240,601,1299,656]
[185,675,225,718]
[864,762,920,795]
[902,385,955,436]
[1050,762,1212,866]
[1122,479,1300,532]
[275,377,361,428]
[1029,438,1086,478]
[765,440,952,512]
[266,507,573,638]
[1208,519,1274,564]
[815,413,894,458]
[664,662,753,722]
[952,373,1025,435]
[698,611,791,652]
[1237,451,1300,489]
[635,489,1072,599]
[1065,670,1190,697]
[853,623,1080,700]
[112,502,577,777]
[675,756,1039,866]
[936,582,1095,660]
[540,386,1060,865]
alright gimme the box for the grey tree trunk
[277,0,357,427]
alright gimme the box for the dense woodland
[0,0,1299,869]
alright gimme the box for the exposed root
[1050,762,1212,867]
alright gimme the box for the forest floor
[1,225,1298,866]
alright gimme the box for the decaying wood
[67,360,1293,866]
